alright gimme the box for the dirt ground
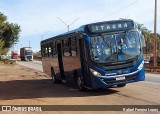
[0,63,49,103]
[0,62,47,82]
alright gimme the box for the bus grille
[104,62,134,71]
[103,75,137,84]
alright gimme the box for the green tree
[142,29,152,58]
[0,12,21,55]
[137,23,147,35]
[137,22,160,57]
[0,38,4,54]
[157,33,160,55]
[137,23,152,58]
[0,13,7,36]
[2,22,21,49]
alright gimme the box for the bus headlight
[138,61,144,70]
[90,68,101,76]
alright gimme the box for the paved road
[17,60,43,72]
[17,60,160,85]
[145,73,160,85]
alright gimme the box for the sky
[0,0,159,53]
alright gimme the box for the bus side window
[63,38,71,57]
[41,45,45,57]
[52,41,57,57]
[71,37,77,56]
[48,46,52,57]
[50,43,54,57]
[45,46,48,57]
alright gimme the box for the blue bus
[41,19,146,91]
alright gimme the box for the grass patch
[0,59,17,65]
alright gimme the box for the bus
[41,19,146,91]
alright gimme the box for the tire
[117,84,126,87]
[75,74,86,91]
[51,69,59,84]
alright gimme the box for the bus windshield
[90,31,141,63]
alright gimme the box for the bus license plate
[116,76,125,81]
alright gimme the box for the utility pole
[153,0,157,72]
[57,17,79,32]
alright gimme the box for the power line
[96,0,139,21]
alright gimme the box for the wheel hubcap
[52,76,54,81]
[77,77,82,87]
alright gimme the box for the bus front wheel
[76,76,86,91]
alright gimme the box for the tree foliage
[0,39,4,54]
[137,22,160,57]
[0,12,21,55]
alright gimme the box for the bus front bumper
[90,67,145,89]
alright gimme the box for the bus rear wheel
[51,69,59,84]
[117,84,126,87]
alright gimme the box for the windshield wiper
[100,33,111,47]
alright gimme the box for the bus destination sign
[89,21,134,33]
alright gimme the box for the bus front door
[57,43,65,79]
[79,39,92,88]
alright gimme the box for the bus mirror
[141,35,146,47]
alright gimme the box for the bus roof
[41,19,136,44]
[41,25,85,44]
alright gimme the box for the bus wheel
[117,84,126,87]
[76,76,86,91]
[51,69,58,84]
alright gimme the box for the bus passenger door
[79,39,92,87]
[57,43,65,79]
